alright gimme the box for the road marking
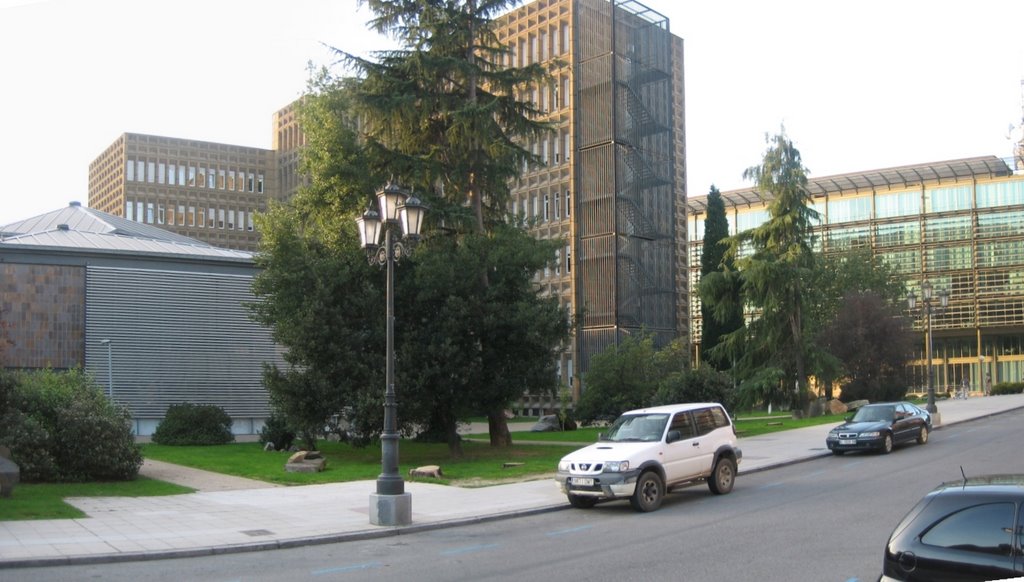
[547,525,594,536]
[845,577,860,582]
[806,469,827,478]
[440,543,500,556]
[311,562,383,575]
[758,482,782,490]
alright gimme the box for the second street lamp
[907,280,949,418]
[355,182,426,527]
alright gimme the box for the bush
[0,369,141,483]
[990,382,1024,396]
[652,367,737,412]
[258,412,296,451]
[152,403,235,446]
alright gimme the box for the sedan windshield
[851,405,895,423]
[602,413,669,442]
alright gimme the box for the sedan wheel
[881,433,893,454]
[630,471,664,512]
[917,426,929,445]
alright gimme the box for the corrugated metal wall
[84,266,284,424]
[574,0,677,373]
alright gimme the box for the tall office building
[89,133,277,251]
[495,0,687,398]
[688,156,1024,393]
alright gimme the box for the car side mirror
[666,430,681,444]
[845,414,854,422]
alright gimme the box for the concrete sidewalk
[2,393,1023,569]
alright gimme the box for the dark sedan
[825,402,931,455]
[881,474,1024,581]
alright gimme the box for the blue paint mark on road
[845,577,859,582]
[441,543,499,556]
[311,562,383,575]
[547,525,594,536]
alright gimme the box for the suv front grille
[571,462,604,473]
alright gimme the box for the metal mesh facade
[575,0,678,372]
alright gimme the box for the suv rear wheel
[630,471,664,512]
[708,457,736,495]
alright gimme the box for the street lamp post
[907,281,948,416]
[99,339,113,399]
[355,182,426,527]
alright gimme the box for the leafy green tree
[807,249,907,400]
[250,204,385,451]
[400,226,569,455]
[699,186,744,371]
[339,0,554,445]
[818,291,915,402]
[576,333,660,423]
[652,365,737,412]
[710,129,820,413]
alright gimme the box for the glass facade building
[688,156,1024,395]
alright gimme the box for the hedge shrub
[152,403,234,445]
[0,369,142,482]
[990,382,1024,396]
[258,411,295,451]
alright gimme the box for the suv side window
[670,411,696,439]
[694,408,718,436]
[709,406,730,429]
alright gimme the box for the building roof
[0,202,253,261]
[687,155,1016,213]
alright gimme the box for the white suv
[555,403,742,512]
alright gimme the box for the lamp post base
[369,492,412,526]
[929,411,942,428]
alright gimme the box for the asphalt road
[11,409,1024,582]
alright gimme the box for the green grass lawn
[0,478,194,521]
[1,410,847,522]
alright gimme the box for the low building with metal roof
[1,202,284,436]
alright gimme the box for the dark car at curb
[880,474,1024,582]
[826,402,931,455]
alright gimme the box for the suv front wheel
[630,471,664,512]
[708,457,736,495]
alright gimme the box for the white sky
[2,0,1024,225]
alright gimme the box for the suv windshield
[601,413,669,442]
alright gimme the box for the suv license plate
[839,439,855,445]
[571,477,594,486]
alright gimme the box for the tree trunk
[487,410,512,447]
[446,422,463,457]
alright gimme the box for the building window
[564,132,570,161]
[197,207,205,228]
[565,245,571,272]
[555,192,561,219]
[565,190,571,217]
[168,164,177,186]
[158,163,166,184]
[177,205,185,226]
[218,208,225,229]
[257,174,264,194]
[125,200,134,221]
[126,160,134,181]
[178,165,185,186]
[543,193,549,221]
[218,169,225,190]
[227,209,234,230]
[207,171,216,189]
[147,162,155,183]
[208,208,215,228]
[136,160,145,182]
[136,201,143,223]
[146,203,154,224]
[247,212,254,231]
[555,249,561,275]
[228,170,235,191]
[160,204,167,225]
[188,166,196,187]
[248,173,255,192]
[188,206,195,227]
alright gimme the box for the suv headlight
[605,461,629,472]
[558,460,570,471]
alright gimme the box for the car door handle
[692,442,700,447]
